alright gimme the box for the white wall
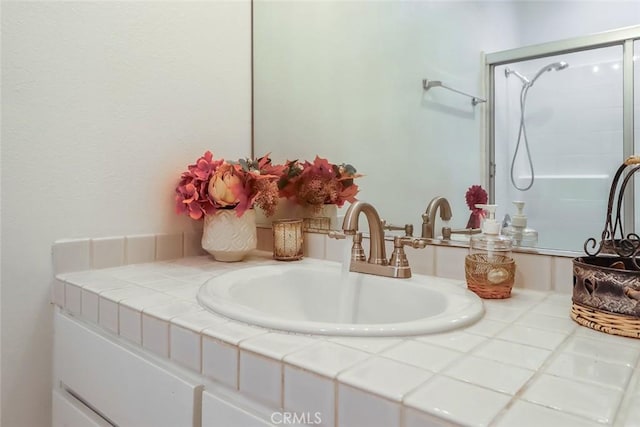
[513,1,640,47]
[1,2,251,425]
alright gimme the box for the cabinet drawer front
[202,390,274,427]
[54,311,201,427]
[52,389,112,427]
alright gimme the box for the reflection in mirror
[494,47,624,251]
[635,40,640,235]
[253,0,640,252]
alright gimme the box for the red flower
[465,185,488,213]
[465,185,488,228]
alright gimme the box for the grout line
[488,323,593,427]
[89,238,95,270]
[613,363,640,426]
[235,343,241,390]
[124,235,130,265]
[334,379,339,427]
[280,363,284,410]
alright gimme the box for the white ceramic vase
[302,204,338,231]
[202,209,257,262]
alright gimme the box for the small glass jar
[469,232,513,260]
[272,219,304,261]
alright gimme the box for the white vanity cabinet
[52,310,280,427]
[53,311,201,427]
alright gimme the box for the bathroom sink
[197,260,484,336]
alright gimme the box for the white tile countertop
[53,251,640,427]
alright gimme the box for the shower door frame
[484,25,640,244]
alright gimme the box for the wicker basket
[571,302,640,339]
[465,254,515,299]
[572,256,640,338]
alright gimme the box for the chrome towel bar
[422,79,486,106]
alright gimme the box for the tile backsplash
[52,232,206,275]
[257,228,576,294]
[53,228,575,296]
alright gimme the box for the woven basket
[572,256,640,338]
[571,302,640,339]
[465,254,515,299]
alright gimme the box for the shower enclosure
[485,26,640,252]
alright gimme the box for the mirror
[253,0,640,252]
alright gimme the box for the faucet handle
[328,230,347,240]
[442,227,481,241]
[387,236,428,276]
[381,219,414,237]
[442,227,452,240]
[395,236,428,249]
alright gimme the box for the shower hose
[510,83,535,191]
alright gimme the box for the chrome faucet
[331,201,427,278]
[422,196,452,238]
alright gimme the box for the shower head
[505,67,530,85]
[530,61,569,86]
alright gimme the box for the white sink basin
[197,260,484,336]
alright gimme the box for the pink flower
[175,151,283,220]
[175,151,221,219]
[278,156,361,208]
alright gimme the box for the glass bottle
[502,201,538,247]
[466,204,515,299]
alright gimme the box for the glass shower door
[494,46,624,251]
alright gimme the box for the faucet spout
[422,197,453,238]
[333,200,428,278]
[342,201,387,265]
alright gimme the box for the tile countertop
[53,251,640,427]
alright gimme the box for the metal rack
[583,156,640,269]
[422,79,486,106]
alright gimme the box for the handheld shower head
[530,61,569,86]
[507,60,569,192]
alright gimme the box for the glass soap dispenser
[465,204,516,299]
[503,201,538,247]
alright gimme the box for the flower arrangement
[465,184,488,229]
[278,156,361,212]
[175,151,283,220]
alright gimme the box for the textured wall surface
[1,2,251,425]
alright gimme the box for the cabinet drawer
[202,390,274,427]
[52,389,112,427]
[53,311,202,427]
